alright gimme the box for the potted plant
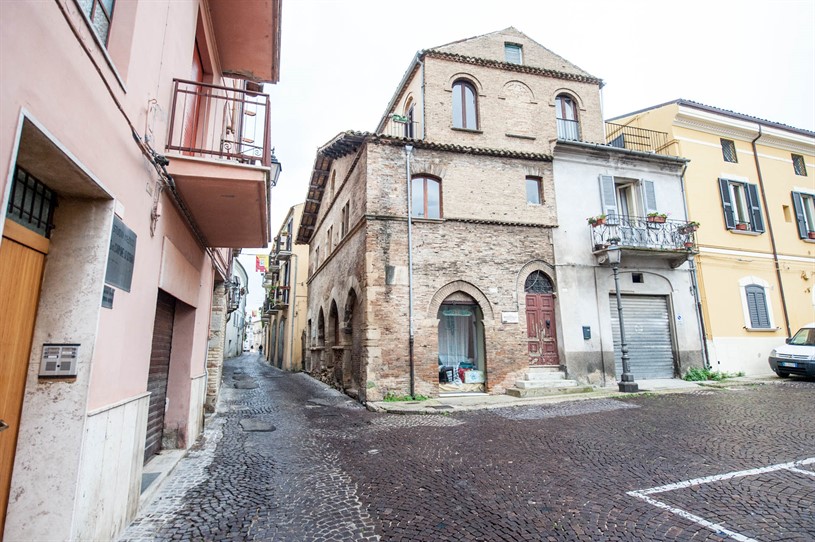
[808,231,815,240]
[646,212,668,224]
[678,221,700,234]
[684,241,694,249]
[587,214,607,226]
[735,222,749,231]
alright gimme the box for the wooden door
[0,222,48,532]
[525,293,559,366]
[144,291,176,463]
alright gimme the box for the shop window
[438,296,485,393]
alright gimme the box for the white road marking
[628,457,815,542]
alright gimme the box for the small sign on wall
[102,285,115,309]
[105,215,137,292]
[39,344,80,378]
[501,311,519,324]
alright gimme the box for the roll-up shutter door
[144,290,176,463]
[610,295,675,379]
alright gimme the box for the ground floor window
[438,298,485,393]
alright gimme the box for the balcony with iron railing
[164,78,277,248]
[590,215,698,268]
[605,123,671,156]
[378,115,420,139]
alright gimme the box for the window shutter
[791,192,809,238]
[746,183,765,232]
[642,180,658,215]
[745,285,770,328]
[599,175,618,221]
[718,178,736,229]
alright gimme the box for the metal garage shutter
[610,295,675,379]
[144,290,176,463]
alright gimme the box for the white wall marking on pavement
[628,457,815,542]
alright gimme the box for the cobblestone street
[120,355,815,541]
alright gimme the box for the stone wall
[205,281,227,413]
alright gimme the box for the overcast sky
[240,0,815,312]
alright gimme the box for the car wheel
[776,370,790,378]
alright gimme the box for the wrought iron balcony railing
[605,123,670,155]
[590,215,698,253]
[166,78,272,167]
[377,117,419,139]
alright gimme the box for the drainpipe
[405,145,415,398]
[678,162,710,369]
[751,126,792,336]
[287,253,298,371]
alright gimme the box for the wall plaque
[501,311,519,324]
[104,216,137,292]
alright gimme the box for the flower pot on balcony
[593,218,605,226]
[735,223,748,231]
[647,215,667,224]
[808,231,815,240]
[684,242,694,249]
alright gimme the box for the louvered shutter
[599,175,618,221]
[718,178,736,229]
[791,192,809,239]
[745,285,770,328]
[642,180,658,215]
[747,183,765,232]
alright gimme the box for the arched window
[555,94,580,140]
[452,80,478,130]
[524,271,554,294]
[411,176,441,219]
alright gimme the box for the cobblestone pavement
[121,357,815,541]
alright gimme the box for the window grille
[524,271,554,294]
[7,166,57,238]
[792,154,807,176]
[721,139,738,163]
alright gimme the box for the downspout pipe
[678,162,710,369]
[752,126,792,336]
[288,253,298,371]
[405,145,415,398]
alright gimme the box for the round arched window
[524,271,554,294]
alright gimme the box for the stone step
[505,385,595,398]
[514,379,581,389]
[523,371,567,382]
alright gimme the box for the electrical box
[39,344,80,377]
[582,326,591,340]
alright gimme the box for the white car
[768,322,815,378]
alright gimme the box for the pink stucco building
[0,1,281,539]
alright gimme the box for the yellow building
[263,204,310,371]
[611,100,815,375]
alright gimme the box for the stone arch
[499,80,535,102]
[401,92,414,114]
[428,280,494,321]
[408,161,446,180]
[446,72,484,94]
[548,87,585,110]
[516,260,557,302]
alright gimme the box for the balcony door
[181,41,204,154]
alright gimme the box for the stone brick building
[297,28,704,401]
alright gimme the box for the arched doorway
[437,292,486,393]
[524,271,559,366]
[343,289,358,392]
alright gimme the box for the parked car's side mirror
[785,338,792,344]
